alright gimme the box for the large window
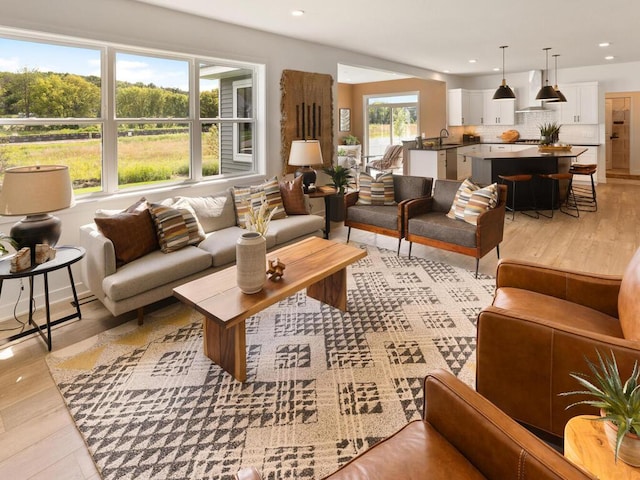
[365,93,418,157]
[0,32,262,195]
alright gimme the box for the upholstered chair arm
[404,196,433,218]
[79,223,116,302]
[344,191,359,208]
[495,259,622,318]
[475,202,506,257]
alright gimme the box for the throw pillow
[279,175,309,215]
[94,196,148,219]
[260,177,287,220]
[148,203,205,253]
[463,183,499,225]
[446,178,481,221]
[94,209,158,267]
[232,186,266,228]
[357,172,396,206]
[173,192,236,233]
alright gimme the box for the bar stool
[568,163,597,212]
[498,174,539,220]
[537,172,579,218]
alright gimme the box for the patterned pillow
[279,175,309,215]
[94,209,158,266]
[148,203,205,253]
[463,183,499,225]
[446,179,481,220]
[356,172,396,206]
[233,178,287,227]
[261,177,287,220]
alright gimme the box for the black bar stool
[498,174,539,220]
[568,164,597,212]
[537,172,579,218]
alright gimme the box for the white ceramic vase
[236,232,267,294]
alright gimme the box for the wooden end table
[564,415,640,479]
[308,186,337,239]
[173,237,366,382]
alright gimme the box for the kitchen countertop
[470,146,588,159]
[409,141,480,151]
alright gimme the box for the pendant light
[493,45,516,100]
[550,54,567,102]
[536,47,560,101]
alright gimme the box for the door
[609,96,630,171]
[366,94,418,157]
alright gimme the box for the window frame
[232,78,253,163]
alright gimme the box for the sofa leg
[137,307,144,326]
[408,242,413,258]
[347,226,351,243]
[397,238,402,256]
[496,244,500,259]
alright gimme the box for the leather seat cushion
[323,420,485,479]
[347,205,399,231]
[408,213,476,248]
[493,287,625,338]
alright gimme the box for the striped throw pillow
[149,203,205,253]
[446,178,480,220]
[357,172,396,206]
[463,183,499,225]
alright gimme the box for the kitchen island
[470,147,587,210]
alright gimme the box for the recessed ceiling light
[469,59,477,64]
[493,67,500,72]
[443,70,450,73]
[599,42,611,47]
[291,10,305,16]
[605,55,615,60]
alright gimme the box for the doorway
[605,95,633,179]
[364,93,418,157]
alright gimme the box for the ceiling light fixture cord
[552,54,567,102]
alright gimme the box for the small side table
[564,415,640,479]
[0,246,85,351]
[308,186,337,239]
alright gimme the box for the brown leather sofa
[236,370,592,480]
[476,246,640,443]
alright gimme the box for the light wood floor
[0,181,639,479]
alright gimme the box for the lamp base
[294,166,317,193]
[10,214,61,263]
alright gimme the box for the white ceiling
[133,0,640,82]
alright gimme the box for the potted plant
[342,134,359,146]
[323,164,353,222]
[539,122,561,145]
[561,350,640,466]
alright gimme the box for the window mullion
[102,47,118,193]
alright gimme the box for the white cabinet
[456,145,479,180]
[559,82,598,124]
[483,90,515,125]
[488,143,512,152]
[448,89,483,126]
[406,149,446,180]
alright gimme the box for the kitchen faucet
[439,128,449,146]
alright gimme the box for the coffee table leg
[202,317,247,382]
[307,267,347,311]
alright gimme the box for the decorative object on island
[0,165,75,264]
[561,350,640,466]
[236,232,267,294]
[536,48,561,101]
[551,54,568,102]
[266,257,285,281]
[288,139,324,193]
[493,45,516,100]
[539,121,561,145]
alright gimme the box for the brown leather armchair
[345,175,432,255]
[236,370,592,479]
[404,179,507,277]
[476,246,640,443]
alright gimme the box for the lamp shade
[0,165,75,216]
[493,46,516,100]
[288,140,323,167]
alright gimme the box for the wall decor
[339,108,351,132]
[280,69,333,174]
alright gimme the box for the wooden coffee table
[173,237,367,382]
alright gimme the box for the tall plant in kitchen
[539,122,561,145]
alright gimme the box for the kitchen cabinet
[558,82,599,125]
[448,89,483,126]
[571,146,599,184]
[483,90,515,125]
[406,149,447,180]
[487,143,512,153]
[457,144,481,180]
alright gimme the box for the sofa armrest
[425,370,593,479]
[495,258,621,318]
[79,223,117,300]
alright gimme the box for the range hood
[515,70,551,113]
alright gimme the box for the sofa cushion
[408,212,477,248]
[463,183,499,225]
[94,209,159,267]
[447,178,480,220]
[279,176,309,215]
[173,191,236,233]
[103,247,212,302]
[197,226,274,267]
[264,215,324,246]
[357,172,396,206]
[149,203,205,253]
[346,205,399,231]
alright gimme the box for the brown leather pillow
[279,176,309,215]
[95,209,159,267]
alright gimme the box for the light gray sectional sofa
[80,185,324,323]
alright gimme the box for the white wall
[0,0,445,318]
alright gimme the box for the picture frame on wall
[339,108,351,132]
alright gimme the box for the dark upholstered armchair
[404,179,507,277]
[236,370,592,480]
[345,175,433,255]
[476,246,640,443]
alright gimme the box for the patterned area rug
[47,245,495,479]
